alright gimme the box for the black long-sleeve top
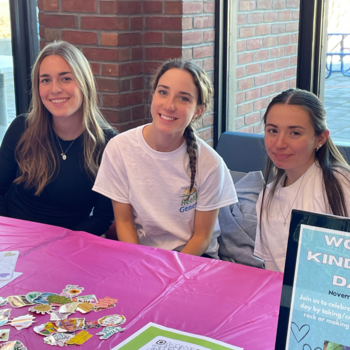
[0,115,117,235]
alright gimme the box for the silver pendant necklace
[278,172,306,226]
[55,133,76,160]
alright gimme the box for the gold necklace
[55,133,76,160]
[278,172,306,226]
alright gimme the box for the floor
[324,72,350,144]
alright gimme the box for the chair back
[216,131,267,173]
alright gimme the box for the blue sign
[287,225,350,350]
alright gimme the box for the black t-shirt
[0,115,117,235]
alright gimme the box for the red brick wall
[182,0,215,144]
[37,0,215,144]
[235,0,300,133]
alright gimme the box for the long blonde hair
[15,41,112,195]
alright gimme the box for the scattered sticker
[0,310,11,317]
[76,302,94,314]
[55,318,76,333]
[47,295,71,306]
[61,285,84,297]
[0,297,8,307]
[94,296,118,311]
[0,309,11,327]
[94,305,116,312]
[9,314,35,330]
[98,314,126,327]
[65,331,92,346]
[71,318,85,330]
[75,294,98,304]
[84,320,101,329]
[44,333,75,347]
[55,318,85,333]
[0,340,27,350]
[34,322,58,336]
[49,310,69,321]
[59,302,80,314]
[25,292,42,304]
[96,326,125,339]
[95,296,118,308]
[0,329,10,342]
[32,292,57,305]
[6,295,34,308]
[29,304,53,315]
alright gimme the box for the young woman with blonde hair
[0,41,116,235]
[94,59,237,257]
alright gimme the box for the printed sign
[112,322,242,350]
[276,210,350,350]
[286,225,350,349]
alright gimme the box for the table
[0,217,283,349]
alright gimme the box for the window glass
[227,0,300,134]
[322,0,350,144]
[0,0,15,143]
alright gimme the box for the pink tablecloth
[0,217,283,349]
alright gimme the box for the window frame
[9,0,39,116]
[296,0,325,95]
[214,0,229,147]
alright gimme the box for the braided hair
[150,59,213,198]
[183,125,198,198]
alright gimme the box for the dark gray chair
[336,142,350,164]
[216,131,267,173]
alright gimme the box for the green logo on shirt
[179,188,197,213]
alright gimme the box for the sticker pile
[0,285,126,348]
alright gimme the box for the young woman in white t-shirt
[254,89,350,272]
[94,60,237,257]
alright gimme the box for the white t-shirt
[93,125,238,256]
[254,162,350,273]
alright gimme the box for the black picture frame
[275,209,350,349]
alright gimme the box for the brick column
[143,0,216,145]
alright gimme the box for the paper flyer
[286,225,350,350]
[112,323,243,350]
[0,271,22,289]
[0,251,19,281]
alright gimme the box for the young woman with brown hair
[254,89,350,272]
[93,59,237,257]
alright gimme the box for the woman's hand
[112,201,139,244]
[181,209,219,256]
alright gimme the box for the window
[322,0,350,144]
[217,0,350,147]
[0,0,15,143]
[224,0,299,135]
